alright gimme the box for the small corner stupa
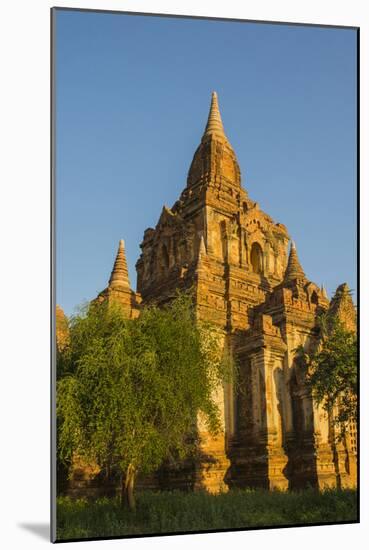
[96,239,141,318]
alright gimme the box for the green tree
[297,314,357,428]
[57,292,234,510]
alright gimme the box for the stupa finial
[284,240,306,283]
[108,239,130,289]
[203,91,227,139]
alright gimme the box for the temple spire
[203,91,227,140]
[321,284,328,299]
[186,91,241,189]
[109,239,130,289]
[284,241,306,283]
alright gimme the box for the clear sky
[55,9,357,316]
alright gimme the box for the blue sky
[55,10,357,316]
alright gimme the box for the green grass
[56,488,357,541]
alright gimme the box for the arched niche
[268,248,275,274]
[161,243,169,270]
[172,239,178,264]
[250,242,264,274]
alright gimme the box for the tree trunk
[121,463,136,511]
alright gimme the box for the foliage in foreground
[56,488,357,540]
[57,292,234,508]
[296,314,357,427]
